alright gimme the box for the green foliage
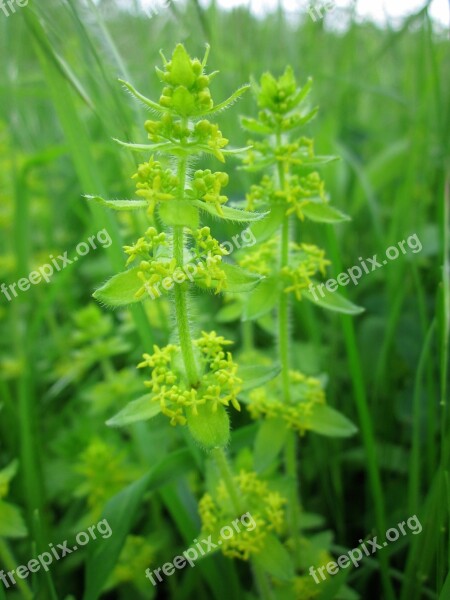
[1,4,447,600]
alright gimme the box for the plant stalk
[276,132,301,560]
[173,151,200,387]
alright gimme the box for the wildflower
[198,470,287,560]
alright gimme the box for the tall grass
[0,0,448,598]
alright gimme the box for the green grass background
[0,0,448,599]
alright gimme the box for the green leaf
[254,418,288,472]
[303,285,364,315]
[247,204,285,243]
[299,512,326,530]
[202,84,251,116]
[158,201,199,228]
[300,155,339,167]
[252,534,294,581]
[291,76,313,108]
[194,263,262,294]
[0,459,19,494]
[307,404,358,438]
[239,364,281,393]
[221,263,263,293]
[240,156,276,173]
[83,450,194,600]
[118,78,164,113]
[216,301,243,323]
[439,572,450,600]
[84,195,148,211]
[93,267,143,307]
[187,403,230,449]
[106,395,161,427]
[0,501,27,538]
[243,277,280,320]
[192,200,268,223]
[113,139,172,153]
[281,107,319,132]
[302,202,351,224]
[240,116,273,134]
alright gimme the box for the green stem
[242,320,254,354]
[0,539,33,600]
[172,151,200,387]
[251,562,275,600]
[276,133,301,559]
[279,216,291,404]
[211,447,243,513]
[173,226,200,386]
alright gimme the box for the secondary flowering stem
[211,447,273,600]
[276,132,301,559]
[279,216,291,404]
[211,447,243,514]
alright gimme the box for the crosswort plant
[88,45,363,599]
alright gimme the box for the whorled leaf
[106,395,161,427]
[192,200,268,223]
[93,267,143,307]
[0,501,27,539]
[302,202,351,224]
[242,277,281,320]
[159,201,199,229]
[238,364,281,393]
[306,404,358,438]
[303,284,365,315]
[84,195,148,211]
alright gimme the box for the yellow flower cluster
[189,227,229,293]
[126,226,230,300]
[239,239,330,300]
[111,535,156,587]
[238,237,278,277]
[247,371,325,435]
[292,575,320,599]
[124,227,167,266]
[75,439,135,517]
[132,157,179,216]
[198,470,287,560]
[138,332,242,426]
[191,170,229,214]
[282,243,330,300]
[194,121,230,163]
[244,137,328,221]
[285,171,327,220]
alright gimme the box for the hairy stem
[173,226,199,386]
[172,151,200,387]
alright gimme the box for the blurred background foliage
[0,0,448,599]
